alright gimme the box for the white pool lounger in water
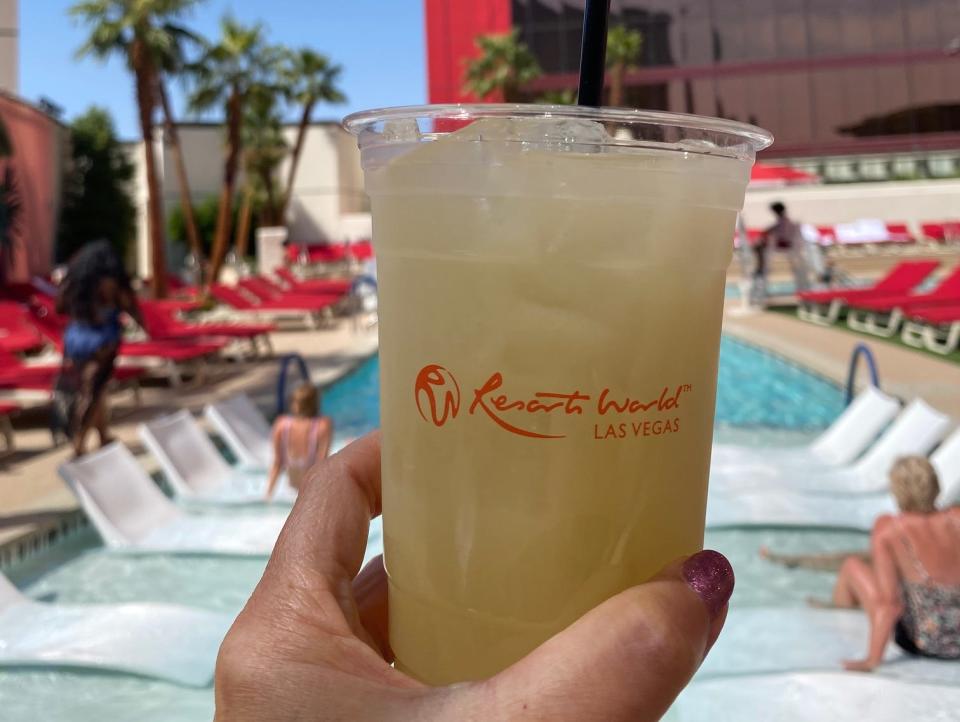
[711,385,901,469]
[700,607,960,685]
[0,574,232,686]
[711,398,952,495]
[139,410,296,505]
[706,489,897,530]
[205,393,274,469]
[59,443,287,555]
[707,426,960,529]
[671,673,960,722]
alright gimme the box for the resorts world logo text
[415,364,690,440]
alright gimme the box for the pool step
[0,510,88,571]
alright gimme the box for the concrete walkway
[723,306,960,417]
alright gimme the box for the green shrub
[57,107,136,263]
[167,195,257,258]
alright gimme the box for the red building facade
[0,92,63,282]
[425,0,960,158]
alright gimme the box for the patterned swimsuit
[893,517,960,659]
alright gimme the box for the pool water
[0,336,854,721]
[323,336,844,439]
[322,352,381,446]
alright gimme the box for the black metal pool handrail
[845,343,881,405]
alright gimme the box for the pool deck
[0,319,378,563]
[722,310,960,416]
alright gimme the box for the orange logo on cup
[414,364,691,441]
[414,364,461,427]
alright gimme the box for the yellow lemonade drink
[345,108,771,685]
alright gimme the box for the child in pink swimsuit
[265,383,333,499]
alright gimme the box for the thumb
[476,550,733,722]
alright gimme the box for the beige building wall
[0,0,17,94]
[128,121,367,279]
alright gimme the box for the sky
[19,0,427,139]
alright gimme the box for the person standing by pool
[734,215,764,309]
[763,456,960,670]
[265,383,333,499]
[764,201,811,294]
[54,240,142,458]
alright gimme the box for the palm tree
[464,29,540,103]
[71,0,204,297]
[188,17,275,283]
[235,87,288,259]
[606,25,643,108]
[152,24,207,284]
[280,49,345,220]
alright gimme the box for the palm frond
[464,28,540,100]
[67,0,111,19]
[606,25,643,68]
[187,82,226,113]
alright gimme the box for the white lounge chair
[707,489,897,530]
[139,410,295,504]
[59,442,287,555]
[205,393,273,469]
[707,424,960,530]
[699,607,960,685]
[0,573,232,686]
[676,672,960,722]
[710,398,952,495]
[934,424,960,507]
[711,385,901,469]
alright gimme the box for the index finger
[220,432,403,681]
[274,430,383,582]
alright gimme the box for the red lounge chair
[884,223,914,244]
[0,349,144,392]
[284,241,374,265]
[237,277,342,307]
[796,260,939,325]
[274,268,352,296]
[0,326,43,354]
[348,240,374,260]
[285,243,347,265]
[900,304,960,355]
[0,302,43,354]
[139,301,274,357]
[27,297,222,387]
[845,265,960,337]
[921,221,960,244]
[815,226,836,245]
[166,273,200,299]
[210,284,336,329]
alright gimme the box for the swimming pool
[324,336,845,441]
[0,336,854,721]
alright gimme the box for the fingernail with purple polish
[682,550,734,619]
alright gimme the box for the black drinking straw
[577,0,612,106]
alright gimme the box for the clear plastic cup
[344,104,772,684]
